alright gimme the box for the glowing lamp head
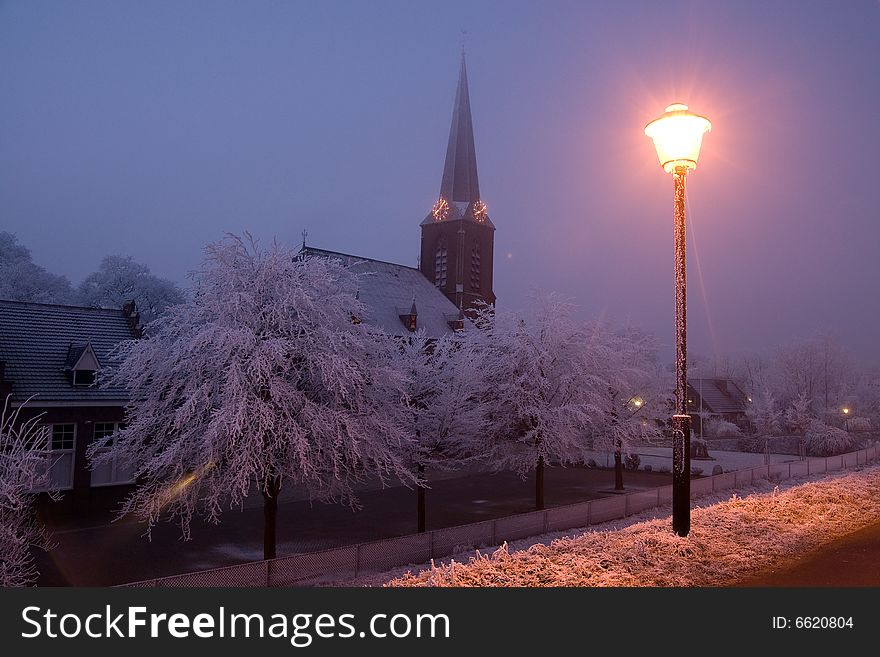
[645,103,711,173]
[842,408,850,415]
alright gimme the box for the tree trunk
[535,455,545,511]
[614,447,624,491]
[262,476,281,561]
[417,463,426,533]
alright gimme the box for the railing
[122,443,880,588]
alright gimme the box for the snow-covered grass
[381,464,880,587]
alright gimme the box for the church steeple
[420,54,496,311]
[440,54,480,203]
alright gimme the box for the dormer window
[66,342,101,388]
[73,369,97,386]
[398,300,418,332]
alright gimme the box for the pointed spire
[409,298,418,316]
[440,54,480,203]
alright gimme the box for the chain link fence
[122,444,879,588]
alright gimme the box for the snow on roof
[300,246,464,337]
[0,299,138,404]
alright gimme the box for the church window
[470,243,481,291]
[435,239,448,288]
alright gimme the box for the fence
[123,443,880,588]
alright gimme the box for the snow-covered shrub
[848,416,871,432]
[642,464,652,473]
[703,417,741,438]
[624,453,640,471]
[804,420,857,456]
[691,466,703,476]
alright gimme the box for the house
[687,377,749,434]
[0,299,142,511]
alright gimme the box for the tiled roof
[689,378,748,414]
[0,300,138,404]
[300,246,464,336]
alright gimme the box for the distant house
[0,299,141,510]
[687,378,749,434]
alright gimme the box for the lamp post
[842,407,850,432]
[645,103,711,537]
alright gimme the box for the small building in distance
[687,377,750,435]
[0,299,142,511]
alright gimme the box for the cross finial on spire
[460,29,468,57]
[301,229,308,248]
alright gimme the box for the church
[301,55,496,336]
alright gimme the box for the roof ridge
[0,298,126,314]
[300,246,419,272]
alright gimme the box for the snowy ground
[586,447,796,473]
[332,463,880,587]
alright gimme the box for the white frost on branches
[468,293,600,475]
[0,398,54,587]
[89,235,417,539]
[392,330,485,470]
[77,255,186,323]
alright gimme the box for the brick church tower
[420,55,496,310]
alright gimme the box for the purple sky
[1,1,878,365]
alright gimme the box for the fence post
[491,519,497,546]
[542,509,549,534]
[355,543,361,578]
[429,530,435,560]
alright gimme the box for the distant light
[645,103,712,173]
[842,408,850,414]
[748,397,752,402]
[506,252,513,259]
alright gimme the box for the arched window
[434,238,448,288]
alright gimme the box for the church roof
[441,54,480,204]
[299,246,465,336]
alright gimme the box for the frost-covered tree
[745,388,783,437]
[0,398,55,587]
[78,255,186,323]
[469,294,599,510]
[771,334,853,417]
[393,330,486,532]
[89,235,416,559]
[584,322,666,491]
[785,393,815,458]
[0,232,74,304]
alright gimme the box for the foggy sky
[1,1,879,366]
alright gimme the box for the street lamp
[842,407,850,432]
[645,103,711,537]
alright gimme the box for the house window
[434,239,448,288]
[90,422,135,487]
[73,369,97,386]
[31,423,76,491]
